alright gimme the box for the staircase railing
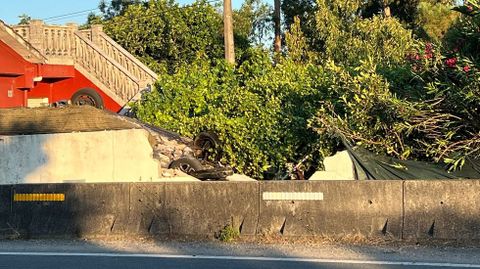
[13,21,77,65]
[11,20,157,104]
[74,33,140,101]
[79,26,157,89]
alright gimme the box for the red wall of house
[0,40,122,113]
[0,77,26,108]
[29,70,122,112]
[0,40,31,107]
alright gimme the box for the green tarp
[345,144,480,180]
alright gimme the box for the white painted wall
[0,129,182,183]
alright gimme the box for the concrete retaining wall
[0,180,479,240]
[0,129,163,183]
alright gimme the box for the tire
[169,157,204,174]
[71,88,104,109]
[192,167,233,180]
[193,132,222,162]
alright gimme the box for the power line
[42,8,100,22]
[44,12,102,23]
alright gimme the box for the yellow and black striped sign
[14,193,65,202]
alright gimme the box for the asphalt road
[0,252,479,269]
[1,240,480,269]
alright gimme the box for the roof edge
[0,19,46,64]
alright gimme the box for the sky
[0,0,261,26]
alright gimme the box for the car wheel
[193,132,222,162]
[169,157,204,174]
[71,88,104,109]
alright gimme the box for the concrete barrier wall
[0,180,479,240]
[0,185,13,237]
[258,181,403,237]
[163,182,259,236]
[10,183,130,238]
[403,180,480,240]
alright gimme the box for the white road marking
[0,251,478,267]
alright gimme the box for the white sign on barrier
[262,192,324,201]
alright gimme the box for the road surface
[0,239,479,269]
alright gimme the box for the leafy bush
[444,1,480,62]
[311,2,480,170]
[311,59,423,160]
[218,225,240,242]
[413,2,480,167]
[133,49,328,178]
[129,0,479,177]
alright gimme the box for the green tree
[103,0,224,73]
[81,12,104,29]
[281,0,316,26]
[445,0,480,61]
[18,14,31,25]
[98,0,273,72]
[128,0,480,178]
[99,0,143,19]
[314,0,415,67]
[361,0,455,25]
[233,0,273,48]
[362,0,420,23]
[281,0,320,51]
[416,1,459,42]
[284,17,313,62]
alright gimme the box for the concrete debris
[309,150,356,180]
[226,174,256,181]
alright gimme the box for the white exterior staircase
[12,20,157,109]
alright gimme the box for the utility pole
[274,0,281,53]
[223,0,235,64]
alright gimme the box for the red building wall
[0,40,122,112]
